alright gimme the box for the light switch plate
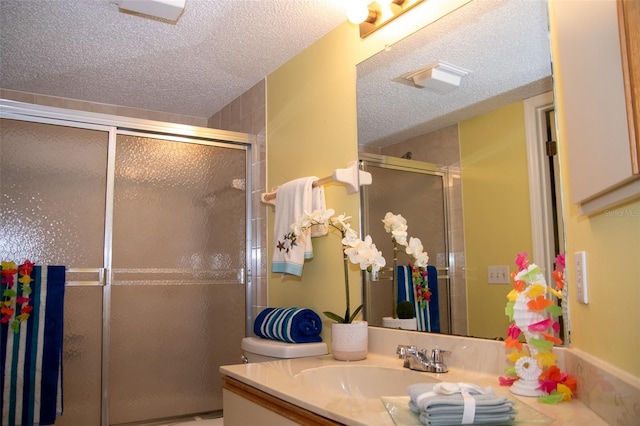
[488,265,510,284]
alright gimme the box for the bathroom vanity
[220,329,610,426]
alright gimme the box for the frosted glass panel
[110,135,246,424]
[0,118,107,426]
[0,119,107,265]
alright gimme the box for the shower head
[231,178,245,191]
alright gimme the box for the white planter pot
[382,317,418,330]
[331,321,368,361]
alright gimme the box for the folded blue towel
[408,383,517,426]
[254,307,323,343]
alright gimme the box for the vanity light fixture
[401,61,471,94]
[111,0,186,22]
[347,0,425,38]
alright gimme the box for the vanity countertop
[220,353,606,426]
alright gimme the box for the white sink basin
[295,365,438,398]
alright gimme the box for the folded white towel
[408,383,517,425]
[271,177,325,276]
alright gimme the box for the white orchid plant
[382,212,431,315]
[292,209,386,323]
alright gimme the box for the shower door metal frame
[1,99,254,426]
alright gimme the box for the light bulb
[346,1,370,24]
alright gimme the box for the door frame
[1,99,254,426]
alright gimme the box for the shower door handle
[65,267,107,287]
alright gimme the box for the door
[1,117,249,425]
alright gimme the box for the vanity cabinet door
[551,0,640,215]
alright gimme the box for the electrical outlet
[575,251,588,304]
[488,265,510,284]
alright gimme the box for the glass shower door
[2,116,249,426]
[108,133,247,424]
[1,118,108,426]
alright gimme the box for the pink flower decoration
[537,379,558,394]
[507,324,521,340]
[555,254,566,272]
[515,252,529,271]
[528,318,553,332]
[16,296,30,305]
[499,376,518,386]
[552,321,560,334]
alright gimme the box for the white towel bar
[260,161,372,206]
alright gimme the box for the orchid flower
[293,209,385,323]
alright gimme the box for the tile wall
[207,80,267,326]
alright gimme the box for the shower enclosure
[0,103,252,425]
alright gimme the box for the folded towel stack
[408,382,517,425]
[254,307,323,343]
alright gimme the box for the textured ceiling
[357,0,552,147]
[0,0,347,119]
[0,0,551,148]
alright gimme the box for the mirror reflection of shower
[360,153,467,336]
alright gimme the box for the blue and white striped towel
[254,307,323,343]
[1,264,65,426]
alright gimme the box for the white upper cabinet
[550,0,640,215]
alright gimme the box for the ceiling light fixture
[349,0,424,38]
[401,61,471,94]
[112,0,186,22]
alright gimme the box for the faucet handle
[396,344,416,358]
[430,348,449,363]
[430,348,450,373]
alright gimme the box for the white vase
[331,321,368,361]
[510,293,546,397]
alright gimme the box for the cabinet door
[551,0,640,215]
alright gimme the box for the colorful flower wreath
[410,263,431,309]
[1,260,35,333]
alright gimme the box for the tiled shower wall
[360,124,468,336]
[207,80,267,327]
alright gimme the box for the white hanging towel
[271,177,326,276]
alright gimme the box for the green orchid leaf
[348,304,364,323]
[323,311,347,323]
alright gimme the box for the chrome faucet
[396,344,449,373]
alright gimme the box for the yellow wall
[459,101,533,339]
[549,1,640,376]
[266,23,361,336]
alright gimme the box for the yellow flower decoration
[557,383,573,401]
[507,348,529,363]
[535,350,558,367]
[547,286,563,299]
[525,282,546,298]
[506,288,520,302]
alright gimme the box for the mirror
[357,0,566,341]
